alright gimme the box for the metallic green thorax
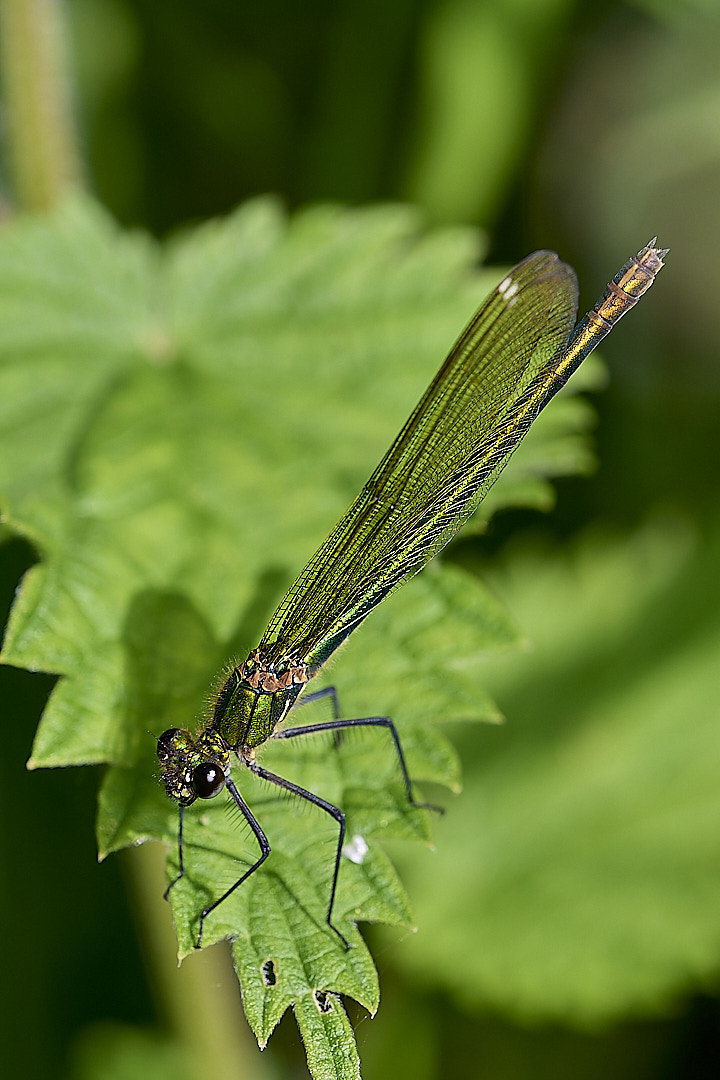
[212,649,309,748]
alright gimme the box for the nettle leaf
[0,197,597,1077]
[390,519,720,1025]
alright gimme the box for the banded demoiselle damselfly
[158,238,667,948]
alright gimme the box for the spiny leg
[295,685,340,719]
[275,716,443,812]
[195,776,270,950]
[294,684,343,747]
[248,758,350,949]
[170,715,439,950]
[164,803,187,901]
[262,714,443,945]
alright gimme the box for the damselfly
[158,239,667,948]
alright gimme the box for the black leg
[295,685,340,719]
[195,776,271,949]
[274,716,443,813]
[294,685,345,748]
[248,758,350,949]
[167,713,440,951]
[164,803,186,901]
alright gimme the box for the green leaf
[390,517,720,1025]
[0,197,598,1076]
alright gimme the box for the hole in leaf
[314,990,333,1013]
[261,959,277,986]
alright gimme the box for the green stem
[0,0,83,209]
[124,842,267,1080]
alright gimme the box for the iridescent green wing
[261,251,579,670]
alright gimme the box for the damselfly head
[157,727,230,805]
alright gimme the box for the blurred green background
[2,0,719,1077]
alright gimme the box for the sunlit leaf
[0,197,598,1076]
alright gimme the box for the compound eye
[192,761,226,799]
[157,728,185,760]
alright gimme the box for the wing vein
[260,251,579,668]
